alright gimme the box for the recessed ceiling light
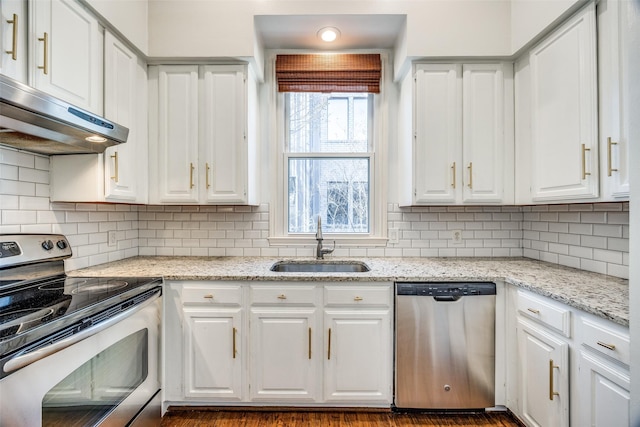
[318,27,340,43]
[85,135,107,143]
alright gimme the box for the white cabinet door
[517,319,569,427]
[323,309,391,402]
[154,65,199,203]
[249,308,319,402]
[462,64,507,203]
[413,64,461,204]
[30,0,103,114]
[408,62,512,206]
[597,0,630,200]
[529,3,598,201]
[577,350,630,427]
[201,65,247,204]
[104,31,147,203]
[183,308,243,400]
[1,0,27,82]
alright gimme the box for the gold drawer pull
[607,137,618,177]
[189,163,195,189]
[232,327,237,358]
[549,359,559,400]
[451,162,456,189]
[277,294,287,300]
[110,151,119,182]
[327,328,332,360]
[582,144,591,180]
[467,162,473,189]
[354,296,363,302]
[597,341,616,351]
[308,327,312,359]
[203,294,214,299]
[6,14,18,60]
[206,163,211,189]
[527,308,540,314]
[38,32,48,75]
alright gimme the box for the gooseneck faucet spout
[315,215,334,259]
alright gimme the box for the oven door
[0,295,161,427]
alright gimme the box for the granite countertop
[69,256,629,326]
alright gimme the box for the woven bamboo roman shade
[275,53,381,93]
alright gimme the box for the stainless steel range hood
[0,74,128,155]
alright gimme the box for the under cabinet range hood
[0,74,128,155]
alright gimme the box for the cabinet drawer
[517,290,571,337]
[324,285,391,306]
[250,284,317,305]
[182,284,242,305]
[581,318,630,366]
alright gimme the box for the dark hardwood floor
[160,408,524,427]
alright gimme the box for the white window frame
[268,51,389,246]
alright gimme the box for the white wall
[511,0,586,54]
[148,0,511,59]
[626,0,640,423]
[83,0,149,55]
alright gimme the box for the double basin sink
[270,260,370,273]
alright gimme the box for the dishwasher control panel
[396,282,496,297]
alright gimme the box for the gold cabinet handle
[110,151,119,182]
[527,308,540,314]
[206,163,211,189]
[6,14,18,60]
[327,328,332,360]
[203,294,214,299]
[597,341,616,351]
[308,327,312,359]
[38,32,48,75]
[277,294,287,300]
[189,162,195,189]
[451,162,456,189]
[467,162,473,189]
[549,359,560,400]
[232,327,237,359]
[607,137,618,177]
[354,296,363,302]
[582,144,591,179]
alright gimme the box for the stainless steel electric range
[0,234,163,427]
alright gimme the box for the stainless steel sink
[270,260,370,273]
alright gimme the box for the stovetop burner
[0,233,163,381]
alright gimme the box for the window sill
[268,236,389,247]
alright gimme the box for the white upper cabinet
[528,2,598,202]
[50,30,148,203]
[1,0,27,82]
[399,62,513,206]
[597,0,630,200]
[29,0,103,114]
[103,31,147,203]
[149,64,259,205]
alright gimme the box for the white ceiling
[254,14,406,50]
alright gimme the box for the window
[271,53,386,244]
[286,92,372,234]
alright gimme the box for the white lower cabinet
[249,308,320,401]
[516,318,569,427]
[183,308,243,400]
[164,281,392,407]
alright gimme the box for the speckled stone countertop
[69,256,629,326]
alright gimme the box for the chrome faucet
[315,216,334,259]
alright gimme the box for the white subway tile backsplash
[0,147,630,279]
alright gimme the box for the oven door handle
[3,293,159,374]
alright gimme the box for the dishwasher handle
[433,296,461,302]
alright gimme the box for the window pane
[287,92,369,153]
[288,158,369,233]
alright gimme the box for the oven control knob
[56,240,68,250]
[42,240,54,251]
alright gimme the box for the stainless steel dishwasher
[394,282,496,410]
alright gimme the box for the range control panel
[396,282,496,297]
[0,234,72,268]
